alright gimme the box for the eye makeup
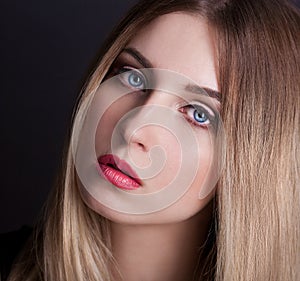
[177,99,218,130]
[104,48,221,132]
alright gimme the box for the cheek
[153,132,216,221]
[95,111,115,155]
[194,130,214,186]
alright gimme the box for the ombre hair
[7,0,300,280]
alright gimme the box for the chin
[79,182,216,225]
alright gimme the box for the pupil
[194,111,207,123]
[130,73,141,86]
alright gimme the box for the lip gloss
[98,154,141,190]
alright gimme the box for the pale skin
[80,12,220,281]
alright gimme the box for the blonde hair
[7,0,300,280]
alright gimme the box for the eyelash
[111,66,148,92]
[178,104,216,129]
[110,64,216,130]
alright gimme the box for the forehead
[127,12,218,91]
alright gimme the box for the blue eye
[181,104,214,128]
[193,110,208,124]
[128,72,144,87]
[118,67,146,91]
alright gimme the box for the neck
[110,201,214,281]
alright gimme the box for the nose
[121,91,175,152]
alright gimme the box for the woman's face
[78,12,222,224]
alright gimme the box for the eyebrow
[123,47,153,68]
[123,47,221,102]
[185,84,221,102]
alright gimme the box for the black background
[0,0,138,233]
[1,0,299,233]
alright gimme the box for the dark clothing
[0,226,32,281]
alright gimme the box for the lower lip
[98,164,141,190]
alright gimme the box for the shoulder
[0,225,32,281]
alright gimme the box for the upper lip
[98,154,142,185]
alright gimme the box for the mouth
[97,154,142,190]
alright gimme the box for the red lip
[97,154,142,190]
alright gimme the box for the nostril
[127,133,149,152]
[126,129,148,151]
[129,139,147,152]
[137,142,146,150]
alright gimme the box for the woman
[4,0,300,280]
